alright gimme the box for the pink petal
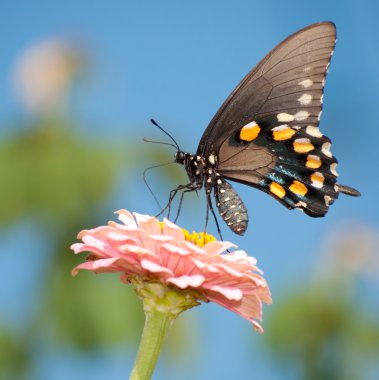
[115,209,137,228]
[141,234,173,249]
[106,232,140,243]
[191,258,220,273]
[161,243,191,255]
[167,274,205,288]
[202,241,236,255]
[70,243,110,258]
[72,257,123,276]
[81,235,120,257]
[162,218,185,241]
[70,243,86,254]
[211,263,244,277]
[251,320,264,333]
[118,244,154,257]
[225,250,260,269]
[207,285,243,301]
[206,291,265,328]
[77,226,111,239]
[183,241,205,254]
[133,212,161,235]
[140,259,173,275]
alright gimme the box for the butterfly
[153,22,360,236]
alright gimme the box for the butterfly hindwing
[198,22,341,216]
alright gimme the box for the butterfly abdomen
[215,180,248,235]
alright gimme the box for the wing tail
[337,184,361,197]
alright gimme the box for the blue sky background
[1,1,379,379]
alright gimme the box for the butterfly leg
[156,184,186,218]
[168,184,198,219]
[206,193,224,241]
[156,183,197,219]
[174,187,198,223]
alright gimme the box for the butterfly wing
[198,22,356,217]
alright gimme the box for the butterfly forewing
[198,22,342,217]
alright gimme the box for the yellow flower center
[158,221,215,248]
[182,229,216,248]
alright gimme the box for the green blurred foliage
[265,227,379,380]
[0,328,29,380]
[0,120,119,227]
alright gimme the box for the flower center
[182,229,216,247]
[158,221,215,247]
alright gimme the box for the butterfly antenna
[143,162,174,210]
[142,138,177,149]
[150,119,180,150]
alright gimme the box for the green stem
[129,310,173,380]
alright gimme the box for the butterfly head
[174,151,186,165]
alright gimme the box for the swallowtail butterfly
[156,22,360,235]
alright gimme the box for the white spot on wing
[242,121,258,129]
[272,124,289,131]
[294,137,312,145]
[318,111,323,121]
[208,154,216,164]
[320,94,324,104]
[330,163,338,176]
[306,125,323,137]
[324,195,333,206]
[277,113,294,122]
[294,111,309,121]
[298,79,313,88]
[322,142,332,157]
[298,93,312,105]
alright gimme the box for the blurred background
[1,1,378,379]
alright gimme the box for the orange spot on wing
[293,138,314,153]
[289,180,308,196]
[270,182,286,199]
[240,122,261,141]
[272,126,296,141]
[306,155,322,169]
[311,172,325,187]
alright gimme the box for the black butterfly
[153,22,360,236]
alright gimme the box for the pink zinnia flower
[70,210,271,332]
